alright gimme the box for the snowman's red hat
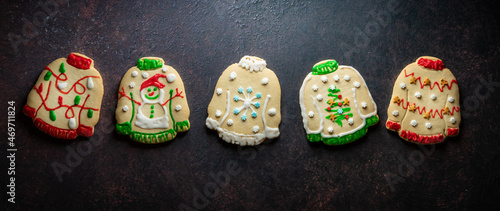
[141,74,167,90]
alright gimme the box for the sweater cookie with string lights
[115,57,190,144]
[386,56,460,144]
[23,53,104,139]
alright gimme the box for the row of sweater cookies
[23,53,460,146]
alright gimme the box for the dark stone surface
[1,0,500,210]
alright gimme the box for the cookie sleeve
[443,70,460,136]
[386,71,408,131]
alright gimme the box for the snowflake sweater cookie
[300,60,378,145]
[23,53,104,139]
[206,56,281,146]
[386,56,460,144]
[115,57,190,144]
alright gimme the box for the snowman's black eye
[148,88,151,92]
[154,87,158,91]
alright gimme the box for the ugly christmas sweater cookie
[23,53,104,139]
[206,56,281,146]
[386,56,460,144]
[115,57,190,144]
[299,60,378,145]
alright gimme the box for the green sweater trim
[307,115,378,145]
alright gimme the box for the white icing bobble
[261,77,269,85]
[215,110,222,118]
[68,118,77,129]
[87,77,94,89]
[142,72,149,79]
[321,76,328,83]
[415,92,422,99]
[175,105,182,111]
[330,85,336,90]
[312,85,318,91]
[348,118,354,125]
[252,126,260,133]
[400,83,406,89]
[450,117,456,124]
[361,102,367,109]
[426,123,432,129]
[411,120,418,127]
[392,110,399,117]
[333,75,339,82]
[316,94,323,101]
[122,105,129,112]
[230,72,237,80]
[344,75,351,81]
[353,81,360,88]
[431,94,437,100]
[167,74,176,83]
[227,119,233,126]
[268,108,277,116]
[216,88,223,95]
[58,82,67,90]
[131,71,138,77]
[129,82,135,88]
[239,56,267,72]
[162,66,168,73]
[448,97,455,103]
[308,111,314,118]
[327,127,334,134]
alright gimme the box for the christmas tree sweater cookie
[115,57,190,144]
[23,53,104,139]
[206,56,281,146]
[386,56,460,144]
[299,60,379,145]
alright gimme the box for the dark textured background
[1,0,500,210]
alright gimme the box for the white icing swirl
[344,75,351,81]
[448,97,455,103]
[400,83,406,89]
[361,102,367,109]
[252,126,260,133]
[353,81,360,88]
[333,75,339,82]
[415,92,422,98]
[175,105,182,111]
[411,120,418,127]
[450,117,456,124]
[142,72,149,79]
[316,94,323,101]
[327,127,334,134]
[227,119,233,126]
[348,118,354,125]
[216,88,223,95]
[215,110,222,117]
[308,111,314,118]
[129,82,135,88]
[122,105,128,112]
[312,85,318,91]
[321,76,328,83]
[261,77,269,85]
[392,110,399,117]
[425,122,432,129]
[230,72,237,80]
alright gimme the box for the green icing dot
[74,95,81,105]
[151,105,154,109]
[87,109,93,118]
[44,71,52,81]
[59,63,66,73]
[151,110,154,114]
[49,110,56,121]
[150,114,154,118]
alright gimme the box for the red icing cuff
[23,104,36,119]
[67,53,92,69]
[34,118,78,139]
[400,130,444,144]
[386,120,401,131]
[77,124,94,137]
[417,58,445,70]
[447,128,459,136]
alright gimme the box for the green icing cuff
[312,60,338,75]
[307,115,379,145]
[137,58,163,70]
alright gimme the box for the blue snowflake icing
[238,87,244,94]
[234,96,240,101]
[252,112,257,118]
[337,109,344,114]
[241,115,247,121]
[254,102,260,108]
[247,87,252,93]
[234,109,240,114]
[256,93,262,99]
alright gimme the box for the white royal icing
[344,75,351,81]
[393,110,399,117]
[216,88,223,95]
[308,111,314,118]
[448,96,455,103]
[431,94,437,100]
[68,118,77,129]
[142,72,149,79]
[227,119,233,126]
[261,78,269,85]
[215,110,222,118]
[400,83,406,89]
[327,127,334,134]
[87,77,94,89]
[321,76,328,83]
[361,102,367,109]
[122,105,128,112]
[129,82,135,88]
[411,120,418,127]
[353,81,360,88]
[330,85,336,90]
[57,82,67,90]
[312,85,318,91]
[415,92,422,98]
[333,75,339,82]
[167,74,176,83]
[238,56,267,72]
[175,105,182,111]
[316,94,323,101]
[162,66,168,73]
[425,122,432,129]
[230,72,237,80]
[348,118,354,125]
[252,126,260,133]
[268,108,276,116]
[450,117,456,124]
[131,71,138,77]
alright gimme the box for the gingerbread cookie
[23,53,104,139]
[206,56,281,146]
[115,57,190,144]
[300,60,378,145]
[386,56,460,144]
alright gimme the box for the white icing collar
[238,56,267,72]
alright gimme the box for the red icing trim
[417,58,445,70]
[394,98,459,119]
[140,74,167,90]
[118,87,142,105]
[67,53,92,69]
[400,130,444,144]
[386,120,401,131]
[34,118,78,139]
[45,66,100,95]
[23,104,36,118]
[162,88,184,106]
[77,124,94,137]
[447,128,459,136]
[404,69,457,92]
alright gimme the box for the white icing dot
[252,126,260,133]
[167,74,176,83]
[229,72,237,80]
[129,82,135,88]
[227,119,233,126]
[57,82,67,90]
[308,111,314,118]
[131,71,138,77]
[426,123,432,129]
[175,105,182,111]
[353,81,360,88]
[312,85,318,91]
[321,75,328,83]
[400,83,406,89]
[333,75,339,82]
[411,120,418,127]
[393,110,399,117]
[87,77,94,89]
[68,118,77,129]
[330,85,336,90]
[348,118,354,125]
[268,108,277,116]
[450,117,456,124]
[142,72,149,79]
[415,92,422,98]
[316,94,323,101]
[327,127,334,134]
[431,94,437,100]
[216,88,223,95]
[261,77,269,85]
[162,66,168,73]
[448,97,455,103]
[215,110,222,118]
[122,105,128,112]
[361,102,367,109]
[344,75,351,81]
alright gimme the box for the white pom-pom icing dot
[450,117,456,124]
[162,66,168,73]
[58,82,67,90]
[216,88,223,95]
[448,97,455,103]
[175,105,182,111]
[68,118,77,129]
[316,94,323,101]
[312,85,318,91]
[333,75,339,82]
[327,127,334,134]
[261,77,269,85]
[353,81,360,88]
[252,126,260,133]
[167,74,176,83]
[330,85,336,90]
[131,71,138,77]
[308,111,314,118]
[431,94,437,100]
[426,123,432,129]
[400,83,406,89]
[344,75,351,81]
[227,119,233,126]
[122,105,128,112]
[321,76,328,83]
[215,110,222,117]
[361,102,367,109]
[142,72,149,79]
[393,110,399,117]
[129,82,135,88]
[411,120,418,127]
[230,72,237,80]
[415,92,422,98]
[268,108,277,116]
[348,118,354,125]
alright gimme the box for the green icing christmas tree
[324,85,353,127]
